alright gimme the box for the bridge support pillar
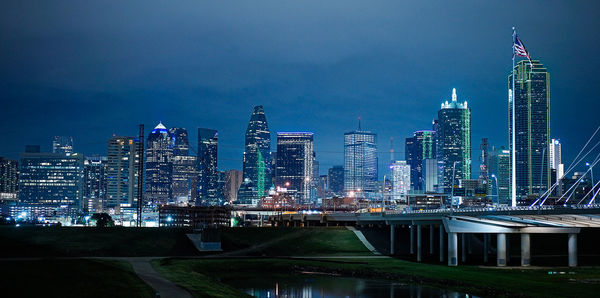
[390,224,396,255]
[439,225,444,262]
[497,233,507,267]
[521,233,531,266]
[417,225,422,262]
[410,225,415,254]
[429,224,434,255]
[483,233,488,263]
[448,232,457,266]
[568,233,578,267]
[461,233,467,263]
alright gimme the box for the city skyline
[2,2,600,176]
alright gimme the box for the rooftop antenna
[358,116,362,130]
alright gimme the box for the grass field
[220,227,372,256]
[0,226,198,257]
[152,257,600,298]
[1,259,155,297]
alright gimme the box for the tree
[90,213,115,227]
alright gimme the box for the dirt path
[126,257,192,298]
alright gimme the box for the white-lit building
[390,160,410,201]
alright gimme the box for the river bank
[152,257,600,298]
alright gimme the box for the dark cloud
[1,1,599,174]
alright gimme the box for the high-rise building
[405,130,435,191]
[238,106,271,204]
[223,169,243,202]
[390,160,410,201]
[52,136,74,155]
[479,138,490,194]
[549,138,564,179]
[197,128,219,205]
[0,157,18,200]
[435,88,471,193]
[344,130,378,196]
[170,127,197,204]
[489,147,510,204]
[83,156,107,213]
[18,148,84,207]
[106,136,142,209]
[145,123,174,205]
[327,165,344,196]
[423,158,438,193]
[275,132,314,205]
[509,60,551,198]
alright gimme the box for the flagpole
[511,27,517,207]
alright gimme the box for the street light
[491,174,499,206]
[586,162,594,191]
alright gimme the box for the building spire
[452,88,457,102]
[358,116,362,130]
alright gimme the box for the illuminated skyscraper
[489,147,510,204]
[145,123,174,205]
[275,132,314,205]
[405,130,435,191]
[52,136,73,155]
[509,60,551,197]
[344,129,378,196]
[83,156,107,212]
[390,160,410,201]
[327,165,344,196]
[170,127,197,204]
[435,88,471,193]
[197,128,219,205]
[107,136,141,209]
[18,147,84,207]
[0,157,18,200]
[238,106,271,204]
[549,138,563,181]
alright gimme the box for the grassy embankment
[153,226,600,298]
[153,257,600,298]
[1,259,155,297]
[0,226,198,257]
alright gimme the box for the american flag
[514,35,533,68]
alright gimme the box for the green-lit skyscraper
[509,60,550,198]
[435,88,471,193]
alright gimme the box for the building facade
[83,156,107,212]
[509,60,551,197]
[145,123,174,205]
[170,127,197,204]
[489,147,510,204]
[52,136,74,155]
[390,160,410,201]
[0,157,18,200]
[327,165,344,196]
[436,88,471,193]
[197,128,219,205]
[223,169,243,202]
[275,132,314,205]
[106,136,141,209]
[18,148,84,207]
[344,130,378,196]
[405,130,435,191]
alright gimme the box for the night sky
[1,1,599,176]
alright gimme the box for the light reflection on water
[224,274,474,298]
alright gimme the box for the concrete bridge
[270,205,600,267]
